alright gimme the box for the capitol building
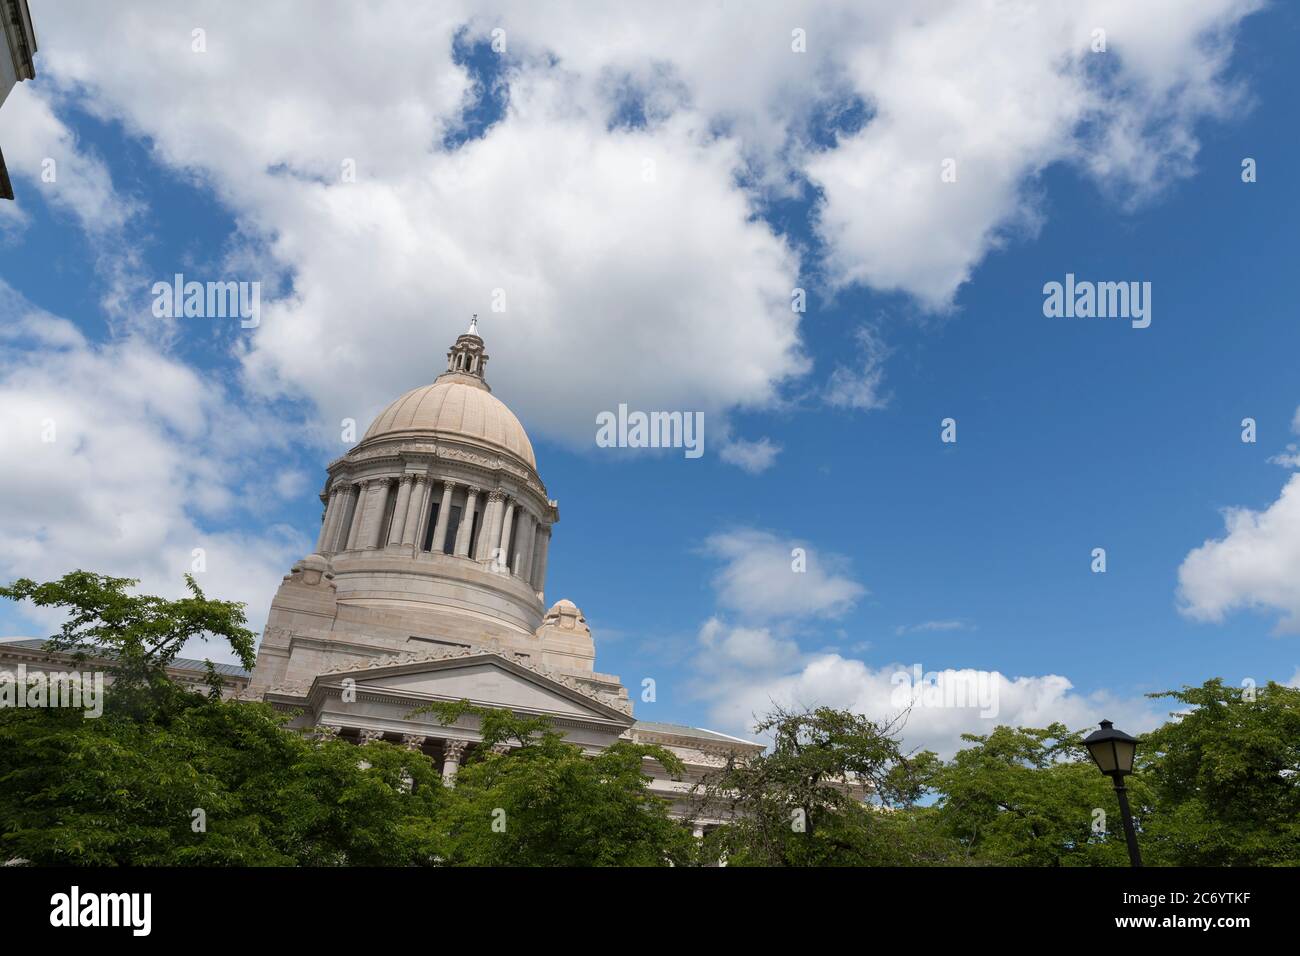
[246,319,759,825]
[0,320,759,826]
[0,320,760,825]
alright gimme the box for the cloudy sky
[2,0,1297,756]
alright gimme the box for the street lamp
[1084,719,1142,867]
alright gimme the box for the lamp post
[1083,719,1142,867]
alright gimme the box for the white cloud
[0,284,308,657]
[697,652,1163,758]
[0,85,136,235]
[825,323,890,411]
[703,528,865,621]
[719,436,782,474]
[1266,406,1300,468]
[22,0,1260,450]
[807,0,1261,309]
[895,619,974,635]
[1177,474,1300,633]
[694,525,1158,756]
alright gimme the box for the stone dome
[363,379,536,468]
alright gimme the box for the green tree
[925,723,1146,866]
[697,705,948,866]
[1140,679,1300,866]
[0,571,256,717]
[414,701,695,866]
[0,695,448,865]
[0,571,445,865]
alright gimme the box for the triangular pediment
[318,650,629,724]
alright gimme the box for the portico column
[453,486,480,556]
[318,486,343,552]
[430,480,456,554]
[514,512,535,581]
[358,478,391,550]
[442,739,467,786]
[477,490,504,562]
[400,475,427,546]
[315,487,336,552]
[497,498,516,570]
[530,523,551,592]
[386,474,414,546]
[329,483,354,552]
[343,483,365,550]
[401,734,427,751]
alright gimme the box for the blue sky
[1,1,1296,754]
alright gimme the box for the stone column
[387,474,414,546]
[453,486,480,556]
[319,485,345,552]
[358,728,385,746]
[530,523,551,592]
[316,487,338,552]
[343,483,365,550]
[442,739,467,786]
[401,734,427,751]
[430,480,456,554]
[477,490,504,562]
[514,512,535,581]
[322,486,348,554]
[498,498,516,571]
[400,475,427,546]
[357,478,391,550]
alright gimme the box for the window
[442,505,462,554]
[379,480,398,542]
[422,502,440,552]
[468,508,482,556]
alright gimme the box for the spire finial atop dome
[440,318,490,389]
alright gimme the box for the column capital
[487,489,506,503]
[314,723,342,740]
[399,472,416,485]
[357,728,385,745]
[401,733,427,751]
[489,743,511,755]
[443,739,468,761]
[465,485,481,497]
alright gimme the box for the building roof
[0,638,251,679]
[633,719,761,748]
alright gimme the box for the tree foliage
[696,705,952,866]
[924,723,1146,866]
[413,699,694,866]
[1138,679,1300,866]
[5,572,1299,866]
